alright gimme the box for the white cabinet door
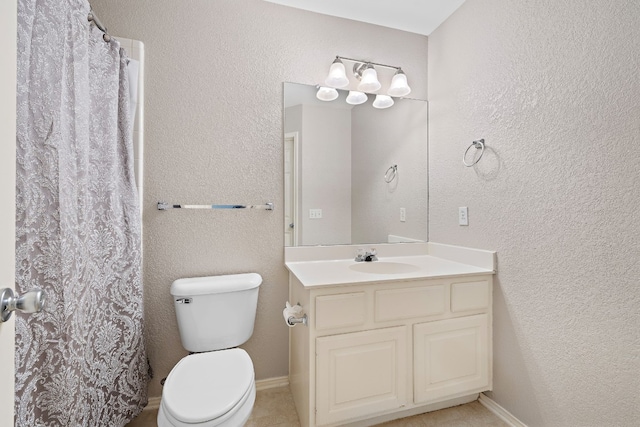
[413,314,489,404]
[316,326,408,426]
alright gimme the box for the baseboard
[144,376,289,412]
[478,393,528,427]
[145,396,161,411]
[255,375,289,391]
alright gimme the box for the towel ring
[463,139,485,167]
[384,165,398,183]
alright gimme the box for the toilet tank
[171,273,262,352]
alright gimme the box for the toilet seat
[160,348,255,426]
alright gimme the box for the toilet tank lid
[171,273,262,296]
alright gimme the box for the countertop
[285,254,494,288]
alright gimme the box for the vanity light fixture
[318,56,412,108]
[346,91,368,105]
[356,63,382,93]
[324,57,350,88]
[387,69,411,97]
[316,86,339,101]
[372,95,394,109]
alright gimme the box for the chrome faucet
[355,248,378,262]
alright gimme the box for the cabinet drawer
[451,280,490,312]
[316,292,366,330]
[375,285,446,322]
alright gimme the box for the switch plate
[309,209,322,219]
[458,207,469,226]
[400,207,406,222]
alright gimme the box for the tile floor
[126,386,509,427]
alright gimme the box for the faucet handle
[366,248,378,262]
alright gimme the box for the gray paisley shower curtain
[15,0,147,425]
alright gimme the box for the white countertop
[285,254,494,288]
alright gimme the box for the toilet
[157,273,262,427]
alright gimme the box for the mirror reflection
[284,82,428,247]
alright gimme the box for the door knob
[0,288,46,322]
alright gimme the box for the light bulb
[346,91,368,105]
[387,69,411,97]
[373,95,394,109]
[325,58,349,88]
[316,86,339,101]
[357,65,381,93]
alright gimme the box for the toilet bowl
[158,349,256,427]
[157,274,262,427]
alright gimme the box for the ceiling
[263,0,466,36]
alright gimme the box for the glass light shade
[373,94,394,109]
[316,86,339,101]
[325,58,349,88]
[357,66,381,92]
[387,70,411,97]
[345,91,368,105]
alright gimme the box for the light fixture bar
[335,56,402,72]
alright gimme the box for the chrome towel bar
[157,202,274,211]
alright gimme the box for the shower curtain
[15,0,147,425]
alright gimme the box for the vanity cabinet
[289,274,492,427]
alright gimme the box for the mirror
[284,82,427,247]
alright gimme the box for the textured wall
[428,1,640,426]
[91,0,427,398]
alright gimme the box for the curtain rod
[88,9,111,42]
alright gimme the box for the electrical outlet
[309,209,322,219]
[458,207,469,226]
[400,207,406,222]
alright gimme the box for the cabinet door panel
[414,314,489,403]
[316,326,407,425]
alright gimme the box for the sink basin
[349,262,421,275]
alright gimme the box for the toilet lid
[163,348,254,424]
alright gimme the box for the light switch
[309,209,322,219]
[400,207,406,222]
[458,207,469,226]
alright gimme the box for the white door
[0,0,18,424]
[284,132,299,246]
